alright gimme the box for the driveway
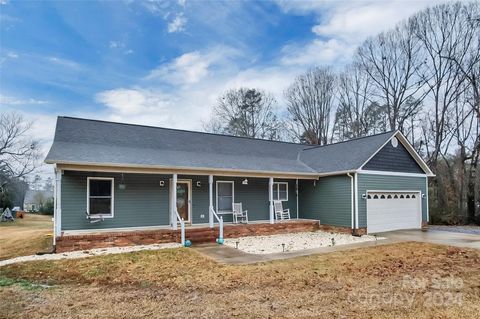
[378,229,480,250]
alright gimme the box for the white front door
[367,191,421,233]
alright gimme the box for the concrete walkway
[193,238,396,264]
[193,229,480,264]
[376,229,480,250]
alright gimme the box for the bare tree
[357,20,427,133]
[332,62,388,141]
[412,2,478,168]
[0,112,40,181]
[207,88,282,140]
[284,66,336,145]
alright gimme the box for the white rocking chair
[274,201,290,220]
[233,202,248,224]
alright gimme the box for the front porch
[55,219,321,252]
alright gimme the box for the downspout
[347,173,355,235]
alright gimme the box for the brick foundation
[55,220,321,253]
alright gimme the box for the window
[217,181,234,212]
[87,177,114,218]
[273,182,288,201]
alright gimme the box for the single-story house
[45,116,434,251]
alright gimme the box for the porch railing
[174,209,186,246]
[210,207,224,243]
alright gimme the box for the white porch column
[172,173,178,230]
[296,179,299,219]
[54,169,62,239]
[208,175,214,228]
[269,177,274,224]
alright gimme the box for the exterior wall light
[159,180,165,187]
[422,193,426,198]
[196,181,202,187]
[119,173,126,190]
[242,178,248,185]
[362,194,367,199]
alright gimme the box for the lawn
[0,214,53,261]
[1,242,479,318]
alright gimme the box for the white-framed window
[87,177,114,218]
[216,181,234,213]
[273,182,288,201]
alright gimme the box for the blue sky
[1,0,442,168]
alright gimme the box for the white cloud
[146,46,241,85]
[47,56,80,69]
[168,13,187,33]
[95,88,172,116]
[0,94,48,105]
[6,52,18,58]
[109,40,124,49]
[280,38,354,67]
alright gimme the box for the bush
[38,199,54,215]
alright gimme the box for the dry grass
[1,242,479,318]
[0,214,53,261]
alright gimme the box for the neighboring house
[24,189,54,212]
[45,117,434,250]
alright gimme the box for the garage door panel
[367,192,421,233]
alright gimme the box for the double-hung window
[273,182,288,201]
[87,177,114,218]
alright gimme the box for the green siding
[61,171,171,230]
[357,173,428,228]
[61,171,298,231]
[299,175,352,227]
[213,177,298,223]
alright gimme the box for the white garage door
[367,192,421,233]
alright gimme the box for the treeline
[204,2,480,225]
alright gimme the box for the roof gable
[362,138,424,173]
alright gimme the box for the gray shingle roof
[299,131,397,174]
[45,117,397,176]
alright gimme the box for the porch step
[183,228,219,244]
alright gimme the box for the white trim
[49,161,319,179]
[269,177,274,224]
[86,177,114,219]
[366,190,423,193]
[54,168,62,239]
[295,179,299,219]
[354,173,359,229]
[273,182,288,201]
[216,180,234,213]
[171,174,177,230]
[358,131,435,176]
[208,175,214,228]
[170,179,192,224]
[347,173,354,230]
[357,170,429,178]
[425,177,429,222]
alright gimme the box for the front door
[176,181,190,223]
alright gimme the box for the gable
[362,138,425,174]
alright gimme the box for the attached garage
[366,191,422,233]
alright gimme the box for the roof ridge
[59,116,311,147]
[301,130,396,152]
